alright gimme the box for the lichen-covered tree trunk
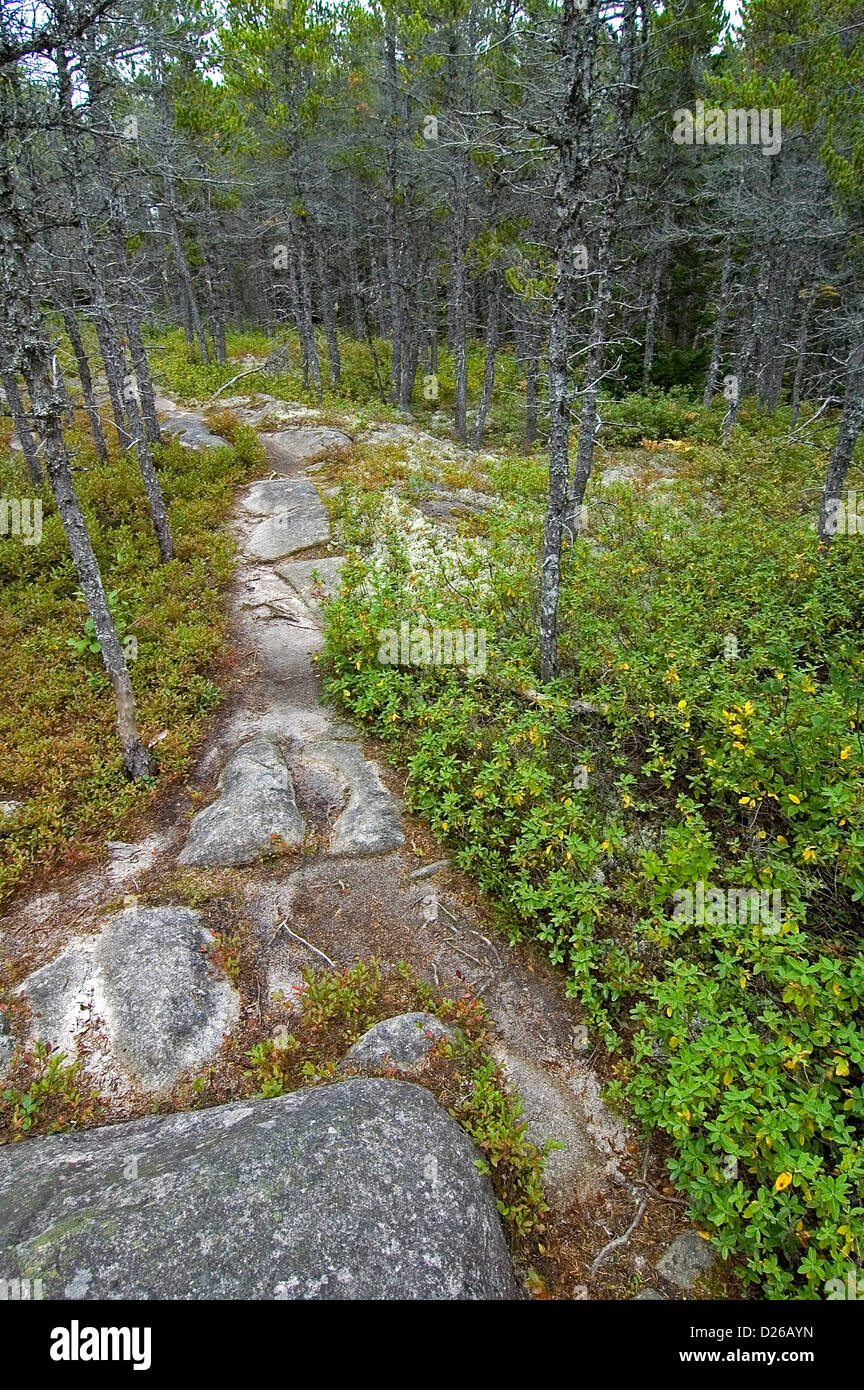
[162,173,210,365]
[449,181,469,441]
[56,47,173,561]
[539,0,600,684]
[566,204,616,530]
[722,256,770,445]
[347,218,365,341]
[384,17,404,404]
[790,289,815,426]
[0,113,152,778]
[62,308,109,461]
[470,275,501,448]
[642,243,669,389]
[125,311,162,443]
[94,316,130,446]
[24,346,152,778]
[818,333,864,546]
[398,245,421,412]
[290,219,322,402]
[314,240,341,386]
[0,365,42,484]
[564,0,639,535]
[703,243,734,408]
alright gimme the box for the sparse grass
[234,957,552,1260]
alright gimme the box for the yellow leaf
[774,1172,793,1192]
[723,1071,733,1086]
[788,793,801,804]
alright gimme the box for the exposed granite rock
[0,1080,517,1300]
[341,1012,460,1076]
[178,735,305,867]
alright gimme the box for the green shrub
[321,423,864,1298]
[0,424,254,906]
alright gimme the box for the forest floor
[0,388,738,1300]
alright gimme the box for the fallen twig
[208,365,268,401]
[271,919,336,968]
[589,1150,651,1275]
[408,859,451,880]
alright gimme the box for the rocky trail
[0,397,721,1301]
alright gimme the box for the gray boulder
[246,479,330,562]
[275,555,345,613]
[178,735,305,867]
[16,908,240,1091]
[0,1080,517,1300]
[91,907,240,1090]
[158,410,229,451]
[16,945,94,1059]
[301,740,403,856]
[656,1231,720,1292]
[0,1011,14,1080]
[342,1012,459,1076]
[242,480,309,517]
[261,427,351,471]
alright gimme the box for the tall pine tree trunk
[540,0,600,683]
[471,275,501,448]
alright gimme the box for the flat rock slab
[0,1080,517,1300]
[179,735,305,867]
[91,907,239,1090]
[261,427,352,472]
[158,411,229,451]
[0,1014,14,1080]
[242,479,316,517]
[301,740,403,855]
[16,946,95,1059]
[275,555,345,612]
[656,1231,720,1292]
[417,488,498,521]
[246,479,330,561]
[341,1012,459,1077]
[492,1045,606,1206]
[17,907,240,1091]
